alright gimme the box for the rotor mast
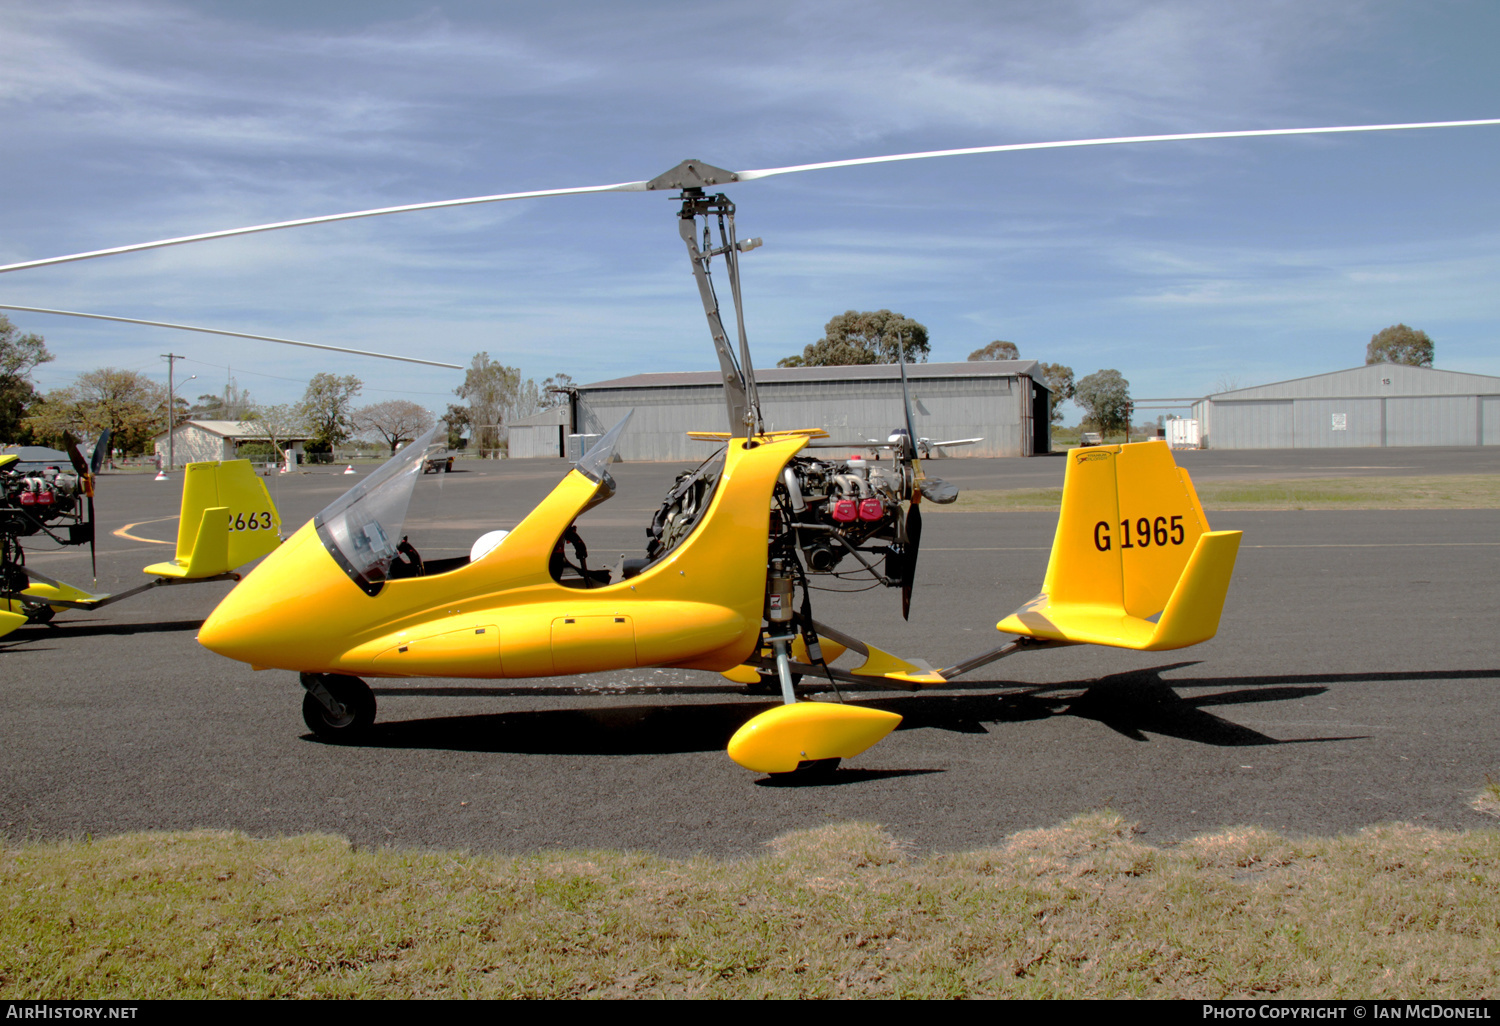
[648,160,764,438]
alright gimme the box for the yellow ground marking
[114,516,178,545]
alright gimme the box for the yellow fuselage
[197,435,805,678]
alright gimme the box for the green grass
[5,813,1500,999]
[931,474,1500,513]
[1475,779,1500,819]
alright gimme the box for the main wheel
[770,757,841,781]
[300,673,376,740]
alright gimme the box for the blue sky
[2,0,1497,424]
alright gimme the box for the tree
[0,315,53,442]
[26,368,166,453]
[1074,369,1132,437]
[775,354,806,368]
[299,373,363,449]
[1035,362,1075,426]
[189,380,255,421]
[355,400,436,455]
[968,340,1019,361]
[455,353,521,453]
[1366,324,1434,367]
[794,310,930,366]
[243,403,307,460]
[541,373,575,406]
[441,403,471,450]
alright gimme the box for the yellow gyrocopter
[5,118,1495,775]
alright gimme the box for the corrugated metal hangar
[1192,364,1500,449]
[522,360,1051,462]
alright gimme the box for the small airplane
[863,428,984,460]
[7,118,1494,775]
[1,435,282,641]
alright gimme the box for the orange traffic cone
[343,465,356,475]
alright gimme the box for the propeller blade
[63,431,88,477]
[901,503,922,621]
[63,431,95,499]
[88,495,97,581]
[896,338,918,464]
[3,120,1494,277]
[89,430,111,475]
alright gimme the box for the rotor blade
[0,305,463,369]
[0,180,650,276]
[735,118,1500,182]
[901,504,922,621]
[5,118,1492,279]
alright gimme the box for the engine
[1,462,84,536]
[775,453,911,578]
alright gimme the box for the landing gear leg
[300,672,376,740]
[769,633,798,706]
[765,633,841,778]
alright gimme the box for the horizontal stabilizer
[22,577,110,608]
[813,621,947,686]
[998,529,1242,650]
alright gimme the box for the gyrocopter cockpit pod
[315,425,440,596]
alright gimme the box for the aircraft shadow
[316,699,786,756]
[859,664,1370,747]
[317,699,945,785]
[325,660,1415,756]
[1,618,205,640]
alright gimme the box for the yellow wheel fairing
[727,702,903,774]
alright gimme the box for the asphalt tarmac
[2,447,1497,856]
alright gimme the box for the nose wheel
[300,672,376,739]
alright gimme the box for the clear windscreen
[315,426,440,595]
[573,411,632,515]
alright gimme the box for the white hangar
[1191,364,1500,449]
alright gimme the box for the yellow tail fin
[144,460,281,579]
[997,441,1241,651]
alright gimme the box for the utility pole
[163,353,184,471]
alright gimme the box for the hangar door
[1211,400,1293,449]
[1294,399,1381,448]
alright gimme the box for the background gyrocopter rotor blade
[732,118,1500,182]
[0,305,463,369]
[1,120,1495,278]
